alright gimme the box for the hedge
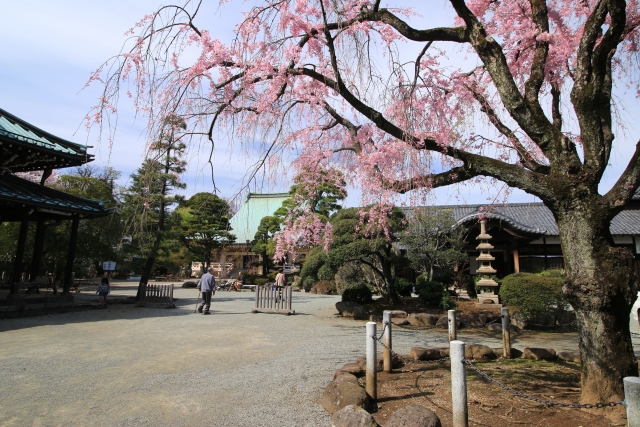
[342,283,373,304]
[499,270,568,319]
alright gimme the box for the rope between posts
[372,326,451,366]
[462,359,624,409]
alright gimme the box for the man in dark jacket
[197,267,216,314]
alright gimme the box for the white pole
[501,307,511,358]
[383,310,392,372]
[366,322,377,401]
[448,309,457,341]
[450,340,468,427]
[624,377,640,427]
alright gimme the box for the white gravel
[2,285,634,427]
[0,289,364,427]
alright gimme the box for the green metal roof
[0,174,112,219]
[0,108,87,158]
[229,193,290,243]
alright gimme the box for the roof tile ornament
[476,220,500,305]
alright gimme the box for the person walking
[197,266,216,315]
[274,268,285,302]
[96,273,110,308]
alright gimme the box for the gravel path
[0,284,638,427]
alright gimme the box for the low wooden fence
[252,285,295,315]
[137,283,175,308]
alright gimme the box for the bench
[242,284,257,292]
[155,276,167,282]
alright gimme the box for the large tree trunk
[555,199,639,404]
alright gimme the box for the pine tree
[122,116,186,298]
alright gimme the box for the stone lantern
[476,220,500,304]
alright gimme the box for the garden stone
[369,314,382,323]
[410,348,441,361]
[322,381,369,415]
[333,372,360,384]
[391,318,409,326]
[523,347,557,360]
[557,351,580,363]
[465,344,496,361]
[408,313,438,327]
[437,347,449,357]
[336,302,369,320]
[492,347,523,358]
[388,310,408,318]
[337,363,365,377]
[385,405,442,427]
[460,314,487,327]
[331,405,379,427]
[356,353,402,372]
[436,315,460,328]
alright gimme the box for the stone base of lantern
[477,294,501,305]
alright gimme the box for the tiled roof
[0,107,91,159]
[229,193,290,243]
[0,174,111,218]
[404,202,640,236]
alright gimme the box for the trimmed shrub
[395,278,413,297]
[415,275,455,309]
[342,283,373,304]
[499,271,568,319]
[441,292,456,310]
[415,276,445,305]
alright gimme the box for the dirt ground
[372,358,621,427]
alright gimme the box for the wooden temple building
[403,200,640,278]
[0,107,111,297]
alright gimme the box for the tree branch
[604,139,640,213]
[468,85,550,174]
[524,0,550,112]
[448,0,556,152]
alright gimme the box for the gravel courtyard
[1,284,639,427]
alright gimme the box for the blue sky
[1,1,638,208]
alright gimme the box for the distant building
[192,192,290,278]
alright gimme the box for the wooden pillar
[30,218,46,280]
[543,237,549,269]
[513,248,520,273]
[10,217,30,294]
[63,214,80,293]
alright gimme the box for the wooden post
[63,214,80,294]
[624,377,640,427]
[30,218,46,281]
[451,340,468,427]
[512,248,520,273]
[255,286,260,308]
[448,309,457,342]
[10,217,29,294]
[502,307,512,358]
[383,310,392,372]
[366,322,377,401]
